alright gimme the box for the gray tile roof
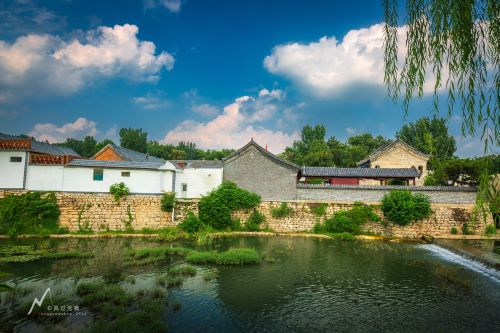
[67,159,165,170]
[169,160,223,169]
[297,183,477,192]
[302,166,419,178]
[223,139,300,171]
[106,144,165,162]
[0,132,80,156]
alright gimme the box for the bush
[0,192,60,236]
[305,178,324,184]
[198,182,261,230]
[318,202,379,234]
[271,203,293,218]
[485,224,497,235]
[161,192,175,212]
[310,203,328,216]
[462,223,474,235]
[450,227,458,235]
[330,232,355,241]
[109,182,130,201]
[245,210,265,231]
[381,190,432,226]
[178,211,202,233]
[387,179,407,185]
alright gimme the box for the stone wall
[0,189,492,237]
[228,200,491,237]
[297,184,477,204]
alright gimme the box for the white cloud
[29,117,98,143]
[133,93,170,109]
[144,0,183,12]
[0,24,174,101]
[455,134,500,158]
[162,89,299,153]
[264,23,440,97]
[191,103,219,116]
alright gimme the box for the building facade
[223,140,300,200]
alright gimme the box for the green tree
[119,128,148,153]
[94,139,115,153]
[383,0,499,150]
[397,117,456,165]
[280,125,333,166]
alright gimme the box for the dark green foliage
[311,203,328,216]
[109,182,130,201]
[160,192,175,212]
[316,202,380,234]
[198,182,261,230]
[305,178,325,184]
[382,190,432,226]
[430,156,499,186]
[450,227,458,235]
[271,203,293,218]
[215,248,261,265]
[0,192,60,236]
[485,224,496,235]
[387,179,407,185]
[397,117,456,164]
[245,210,265,231]
[462,223,474,235]
[168,265,197,277]
[57,136,114,158]
[178,211,202,233]
[330,232,356,241]
[119,128,148,153]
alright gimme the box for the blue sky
[0,0,495,156]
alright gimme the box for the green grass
[186,251,218,263]
[216,248,261,264]
[168,265,197,277]
[156,274,184,287]
[329,232,355,241]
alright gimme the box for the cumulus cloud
[144,0,183,12]
[162,89,299,153]
[0,24,174,101]
[264,23,440,97]
[29,117,98,143]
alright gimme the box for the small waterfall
[422,244,500,283]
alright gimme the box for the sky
[0,0,496,157]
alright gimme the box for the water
[1,236,499,332]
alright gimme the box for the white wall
[175,168,223,198]
[26,164,64,191]
[0,151,26,189]
[62,167,174,194]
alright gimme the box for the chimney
[266,144,268,151]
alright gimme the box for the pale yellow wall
[369,143,428,186]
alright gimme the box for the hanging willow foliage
[383,0,499,151]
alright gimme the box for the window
[93,169,103,181]
[374,165,380,168]
[121,171,130,177]
[182,183,188,192]
[10,156,22,162]
[418,165,423,174]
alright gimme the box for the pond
[1,236,499,332]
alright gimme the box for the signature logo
[27,287,53,315]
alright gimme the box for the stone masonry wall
[228,200,491,237]
[0,190,492,237]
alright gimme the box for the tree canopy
[383,0,499,150]
[397,116,456,165]
[119,128,148,153]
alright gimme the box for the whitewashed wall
[26,165,64,191]
[62,167,174,194]
[175,168,223,198]
[0,151,26,189]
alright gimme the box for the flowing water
[0,236,499,332]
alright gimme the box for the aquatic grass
[186,251,218,263]
[330,232,355,241]
[76,281,131,308]
[168,265,197,277]
[44,250,93,259]
[216,248,261,265]
[202,270,219,282]
[156,274,184,287]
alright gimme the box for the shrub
[321,202,380,234]
[245,210,265,231]
[450,227,458,235]
[462,223,474,235]
[305,178,324,184]
[178,211,202,233]
[198,182,261,230]
[109,182,130,201]
[330,232,355,241]
[161,192,175,212]
[485,224,497,235]
[0,192,60,236]
[387,179,407,185]
[271,203,293,218]
[311,203,328,216]
[313,222,324,233]
[381,190,432,226]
